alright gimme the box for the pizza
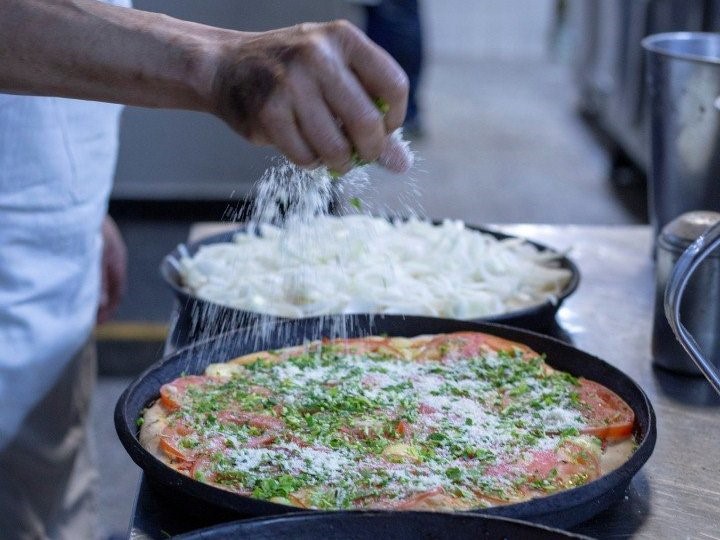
[138,332,635,511]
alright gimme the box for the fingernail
[378,130,414,173]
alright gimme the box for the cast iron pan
[160,224,580,349]
[115,315,655,530]
[174,511,592,539]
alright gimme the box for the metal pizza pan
[173,510,592,539]
[160,224,580,349]
[115,315,655,529]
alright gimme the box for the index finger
[334,22,409,132]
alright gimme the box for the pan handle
[665,220,720,396]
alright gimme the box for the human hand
[97,215,128,325]
[0,2,411,173]
[210,20,412,175]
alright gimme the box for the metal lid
[659,211,720,251]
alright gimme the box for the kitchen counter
[128,224,720,539]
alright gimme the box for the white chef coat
[0,0,131,450]
[0,94,121,450]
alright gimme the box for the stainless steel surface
[643,32,720,239]
[142,224,720,539]
[653,211,720,375]
[495,225,720,539]
[665,218,720,394]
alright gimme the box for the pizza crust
[139,401,170,465]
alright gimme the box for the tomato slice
[523,449,559,479]
[159,375,209,411]
[395,419,412,438]
[190,456,216,482]
[417,331,537,361]
[159,425,193,466]
[554,439,601,484]
[484,439,601,501]
[217,411,285,431]
[418,402,438,414]
[247,432,278,448]
[576,379,634,441]
[526,440,600,484]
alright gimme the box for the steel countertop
[128,224,720,539]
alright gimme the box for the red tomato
[486,440,601,500]
[190,456,215,482]
[286,434,311,447]
[159,437,187,463]
[523,450,558,479]
[217,411,285,431]
[524,440,600,485]
[577,379,634,441]
[395,419,412,438]
[159,425,193,466]
[247,433,278,448]
[418,402,438,414]
[174,421,193,437]
[159,375,209,411]
[554,440,601,481]
[484,462,511,479]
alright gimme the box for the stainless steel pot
[654,212,720,375]
[642,32,720,239]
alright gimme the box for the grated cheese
[152,338,617,509]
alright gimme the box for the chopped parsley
[149,336,629,510]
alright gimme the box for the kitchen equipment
[653,211,720,374]
[115,315,656,529]
[174,511,592,540]
[161,225,580,349]
[570,1,708,176]
[665,216,720,395]
[643,32,720,239]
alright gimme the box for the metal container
[665,212,720,395]
[642,32,720,239]
[654,211,720,378]
[161,226,580,350]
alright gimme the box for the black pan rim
[159,222,581,326]
[115,315,655,528]
[173,509,594,539]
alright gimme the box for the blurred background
[96,0,720,536]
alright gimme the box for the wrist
[172,25,239,113]
[139,17,236,113]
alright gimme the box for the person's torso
[0,0,131,448]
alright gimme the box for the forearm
[0,1,411,173]
[0,0,230,111]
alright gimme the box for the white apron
[0,94,121,450]
[0,0,130,447]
